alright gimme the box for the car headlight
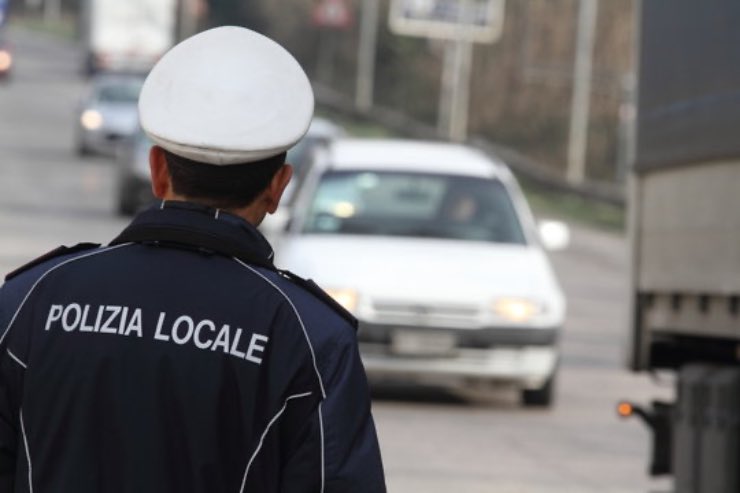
[325,288,358,313]
[0,50,12,72]
[491,298,543,323]
[81,109,104,130]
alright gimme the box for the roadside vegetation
[520,179,625,231]
[10,14,77,41]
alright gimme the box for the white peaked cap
[139,26,314,165]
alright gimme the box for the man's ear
[149,146,171,199]
[264,164,293,214]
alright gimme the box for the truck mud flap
[700,367,740,493]
[674,364,740,493]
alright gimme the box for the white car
[274,139,567,406]
[75,74,143,156]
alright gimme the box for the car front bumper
[358,323,560,390]
[78,127,133,156]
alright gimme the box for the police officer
[0,27,385,492]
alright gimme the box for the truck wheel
[522,374,556,408]
[77,144,92,157]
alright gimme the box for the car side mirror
[538,220,570,251]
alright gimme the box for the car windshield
[302,170,527,244]
[97,81,142,104]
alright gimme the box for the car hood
[275,234,565,326]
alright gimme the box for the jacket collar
[114,200,275,264]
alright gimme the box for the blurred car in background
[0,36,12,80]
[75,74,143,156]
[260,117,344,240]
[274,139,568,406]
[115,127,154,215]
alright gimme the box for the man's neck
[163,193,266,226]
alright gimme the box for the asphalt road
[0,26,672,492]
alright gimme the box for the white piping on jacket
[6,349,27,369]
[20,409,33,493]
[232,259,326,398]
[239,391,314,493]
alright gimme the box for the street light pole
[356,0,379,112]
[438,0,475,142]
[566,0,599,185]
[437,41,455,136]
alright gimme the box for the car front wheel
[522,372,556,408]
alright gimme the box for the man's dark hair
[164,149,286,209]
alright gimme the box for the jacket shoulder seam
[232,258,328,399]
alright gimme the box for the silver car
[75,75,143,156]
[115,127,154,215]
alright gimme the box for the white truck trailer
[625,0,740,491]
[80,0,177,75]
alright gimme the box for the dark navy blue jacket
[0,202,385,492]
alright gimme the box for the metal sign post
[566,0,599,185]
[356,0,380,112]
[447,36,474,141]
[389,0,506,141]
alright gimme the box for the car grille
[371,301,480,328]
